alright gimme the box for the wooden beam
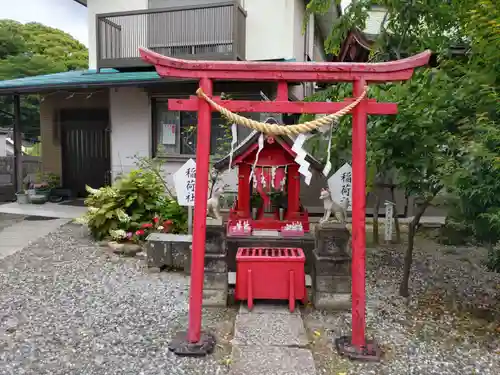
[156,66,417,82]
[167,97,398,115]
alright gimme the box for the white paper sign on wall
[173,158,196,206]
[327,163,352,211]
[162,123,176,145]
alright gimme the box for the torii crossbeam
[140,47,431,360]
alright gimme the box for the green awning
[0,68,170,94]
[0,58,298,95]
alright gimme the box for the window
[152,90,274,157]
[177,111,228,156]
[153,99,252,157]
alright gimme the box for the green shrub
[76,167,187,240]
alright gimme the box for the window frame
[151,97,237,160]
[151,94,259,160]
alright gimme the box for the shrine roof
[213,130,324,172]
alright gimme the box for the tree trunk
[373,191,380,244]
[390,186,401,243]
[399,201,430,297]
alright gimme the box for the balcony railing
[96,1,246,70]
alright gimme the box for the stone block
[312,292,351,310]
[204,272,228,290]
[314,275,351,293]
[202,287,228,307]
[204,253,227,273]
[145,233,192,270]
[313,222,350,256]
[232,312,309,347]
[311,249,350,276]
[205,224,226,255]
[206,217,223,227]
[230,345,316,375]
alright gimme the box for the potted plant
[15,189,29,204]
[33,172,60,199]
[250,192,263,219]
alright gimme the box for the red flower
[153,217,159,224]
[135,229,145,236]
[141,223,153,229]
[164,220,173,225]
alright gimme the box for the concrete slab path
[0,218,69,260]
[0,202,86,219]
[229,304,317,375]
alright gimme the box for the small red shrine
[214,130,323,233]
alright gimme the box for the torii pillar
[140,47,431,359]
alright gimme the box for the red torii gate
[140,48,431,358]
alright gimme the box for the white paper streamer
[322,121,336,177]
[249,133,265,183]
[228,123,238,170]
[317,99,333,134]
[292,133,313,185]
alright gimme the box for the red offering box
[235,247,307,312]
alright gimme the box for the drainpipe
[13,94,23,192]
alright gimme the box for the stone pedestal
[146,233,192,270]
[184,218,226,275]
[202,219,228,307]
[311,222,351,310]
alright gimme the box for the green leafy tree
[0,20,88,139]
[440,0,500,271]
[305,0,500,294]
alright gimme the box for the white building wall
[293,0,306,62]
[244,0,295,61]
[109,87,151,180]
[341,1,386,35]
[88,0,310,66]
[290,0,308,99]
[87,0,148,69]
[313,31,327,62]
[364,7,387,35]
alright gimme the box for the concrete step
[229,303,317,375]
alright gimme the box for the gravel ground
[0,224,236,375]
[304,235,500,375]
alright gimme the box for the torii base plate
[335,335,382,361]
[168,331,216,357]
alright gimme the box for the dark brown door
[60,109,111,197]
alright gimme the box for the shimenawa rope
[195,86,368,136]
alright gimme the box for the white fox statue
[319,188,349,224]
[207,186,223,220]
